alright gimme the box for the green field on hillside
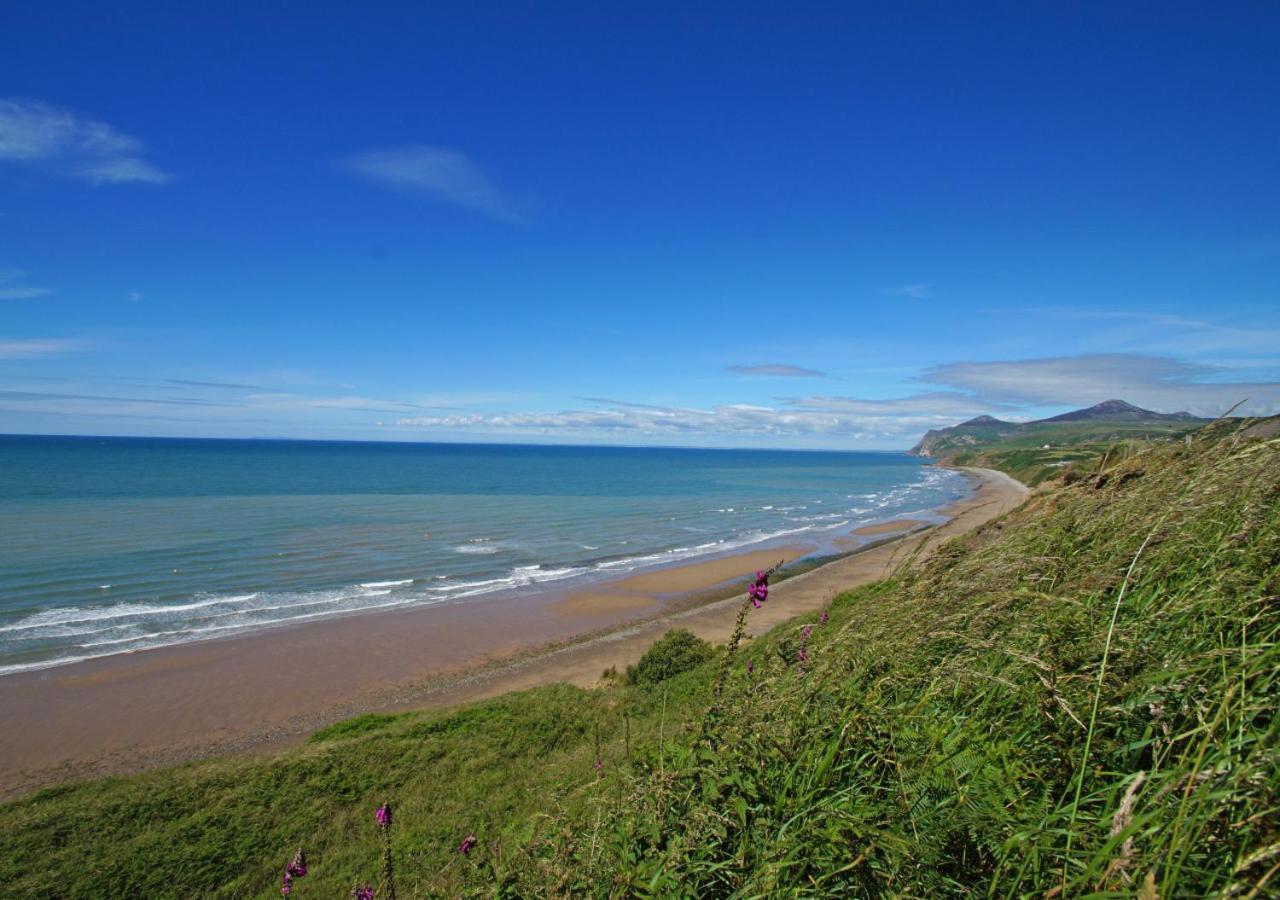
[1,420,1276,897]
[926,420,1203,486]
[947,420,1209,486]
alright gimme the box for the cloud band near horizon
[3,352,1277,447]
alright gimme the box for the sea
[0,435,967,675]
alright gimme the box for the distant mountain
[1038,399,1201,424]
[957,415,1018,427]
[908,400,1208,457]
[911,415,1021,457]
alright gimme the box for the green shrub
[625,628,713,686]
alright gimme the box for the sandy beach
[0,466,1028,800]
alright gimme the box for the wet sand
[852,517,928,536]
[0,466,1028,799]
[832,517,932,550]
[550,546,813,618]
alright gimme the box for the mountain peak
[1037,400,1201,424]
[1090,399,1144,414]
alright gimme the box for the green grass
[0,675,715,897]
[950,441,1107,486]
[1,419,1276,897]
[931,420,1202,485]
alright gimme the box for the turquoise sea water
[0,436,967,675]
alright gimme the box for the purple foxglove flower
[351,884,374,900]
[798,646,809,664]
[747,659,754,674]
[801,625,812,640]
[376,803,392,829]
[287,848,307,878]
[820,611,829,624]
[459,834,478,855]
[281,871,292,896]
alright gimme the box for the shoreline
[0,466,1029,800]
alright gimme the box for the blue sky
[2,2,1278,449]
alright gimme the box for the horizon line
[0,431,915,455]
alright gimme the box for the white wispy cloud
[345,146,523,222]
[1023,307,1280,358]
[0,268,52,300]
[781,391,1015,417]
[0,380,446,424]
[0,99,171,185]
[0,286,50,300]
[889,283,931,299]
[239,391,466,416]
[166,378,263,390]
[728,363,827,378]
[0,338,86,358]
[393,399,976,442]
[0,389,243,408]
[922,353,1280,417]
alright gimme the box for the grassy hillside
[1,420,1276,897]
[945,432,1150,487]
[910,402,1208,484]
[925,421,1203,486]
[947,417,1221,486]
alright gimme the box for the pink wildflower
[748,570,770,608]
[287,848,307,878]
[281,871,292,896]
[820,611,829,624]
[376,803,392,829]
[350,884,374,900]
[459,834,478,855]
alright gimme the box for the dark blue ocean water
[0,435,967,674]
